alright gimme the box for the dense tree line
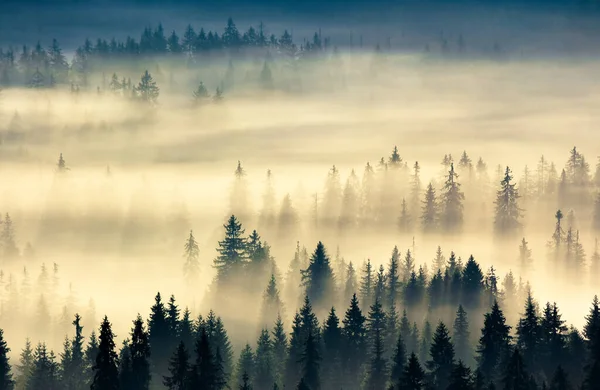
[0,282,598,389]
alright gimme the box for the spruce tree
[301,242,335,311]
[183,231,200,285]
[447,360,474,390]
[494,166,522,236]
[189,329,219,390]
[501,348,530,390]
[549,365,571,390]
[28,343,59,390]
[193,81,211,105]
[476,301,512,383]
[341,294,367,388]
[398,353,426,390]
[134,70,159,103]
[163,342,189,390]
[214,215,248,283]
[454,305,471,366]
[421,183,438,232]
[66,314,86,390]
[366,299,387,389]
[0,329,13,390]
[387,246,401,308]
[271,315,287,387]
[261,274,284,327]
[540,302,567,376]
[344,262,358,305]
[203,311,233,381]
[516,292,541,373]
[130,314,151,390]
[15,339,33,390]
[390,332,407,386]
[299,333,320,390]
[360,260,374,309]
[148,293,169,380]
[322,308,342,390]
[91,316,119,390]
[427,322,455,390]
[440,163,465,232]
[254,329,274,390]
[462,255,484,310]
[236,344,255,387]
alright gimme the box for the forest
[0,11,599,390]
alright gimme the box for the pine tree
[397,353,426,390]
[203,311,233,381]
[1,214,18,260]
[189,329,220,390]
[494,167,522,235]
[341,294,367,387]
[454,305,471,366]
[271,315,287,388]
[261,274,284,327]
[65,314,85,390]
[419,321,432,365]
[540,302,568,376]
[360,259,375,309]
[501,348,530,390]
[401,250,415,283]
[432,246,446,274]
[129,314,151,390]
[549,365,571,390]
[301,242,335,311]
[0,329,13,390]
[183,231,200,285]
[254,329,274,390]
[134,70,159,103]
[440,163,465,232]
[236,344,255,387]
[148,293,170,381]
[322,308,342,390]
[193,81,211,105]
[85,332,99,382]
[427,322,455,390]
[390,332,407,386]
[163,342,189,390]
[344,262,358,305]
[462,255,484,310]
[421,183,438,232]
[447,360,474,390]
[240,372,252,390]
[15,339,33,390]
[516,292,541,373]
[386,246,401,308]
[299,332,320,390]
[28,343,59,390]
[476,301,512,383]
[399,198,411,232]
[214,215,248,282]
[91,316,119,390]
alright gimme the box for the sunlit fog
[0,2,599,389]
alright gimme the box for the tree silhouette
[134,70,159,103]
[91,316,119,390]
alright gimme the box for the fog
[0,7,599,388]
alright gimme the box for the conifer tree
[594,192,600,232]
[322,308,342,390]
[134,70,159,104]
[301,242,335,311]
[299,332,320,390]
[179,308,194,351]
[397,353,426,390]
[401,250,415,283]
[91,316,119,390]
[549,365,571,390]
[432,246,446,274]
[476,301,512,383]
[398,198,411,232]
[65,314,85,390]
[447,360,474,390]
[501,348,530,390]
[163,341,189,390]
[189,329,220,390]
[183,231,200,285]
[421,183,438,232]
[540,302,568,376]
[85,332,99,382]
[462,255,484,310]
[343,262,358,305]
[261,274,284,327]
[516,292,541,373]
[0,329,13,390]
[360,259,375,309]
[454,305,471,366]
[254,329,274,390]
[15,339,33,390]
[341,294,367,387]
[419,321,432,365]
[236,344,255,387]
[203,311,233,380]
[427,322,455,390]
[148,293,170,380]
[440,163,465,232]
[494,167,522,236]
[214,215,248,282]
[390,332,407,386]
[28,343,59,390]
[193,81,210,105]
[271,315,287,388]
[129,314,151,390]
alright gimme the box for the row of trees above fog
[0,279,599,390]
[0,17,517,91]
